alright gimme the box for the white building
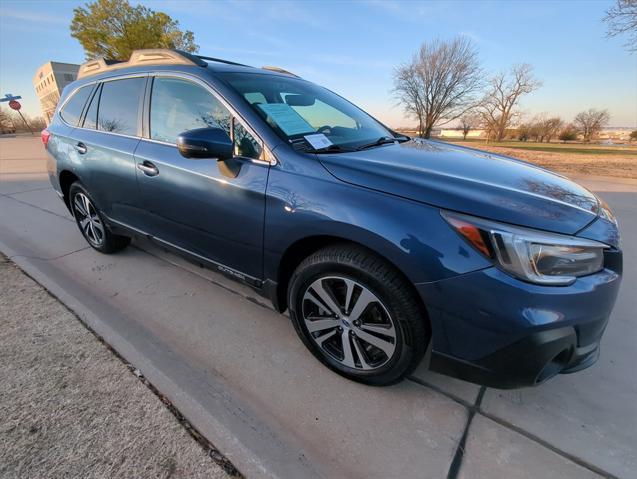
[33,61,80,124]
[436,129,485,139]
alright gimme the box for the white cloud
[0,7,68,24]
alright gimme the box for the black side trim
[103,215,263,289]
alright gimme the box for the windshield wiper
[306,144,353,154]
[355,136,408,151]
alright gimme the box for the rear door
[134,74,270,281]
[71,75,148,228]
[50,83,95,189]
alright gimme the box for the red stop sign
[8,99,21,111]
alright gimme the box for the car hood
[318,140,599,235]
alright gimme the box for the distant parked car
[43,49,622,388]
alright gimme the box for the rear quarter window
[59,85,93,126]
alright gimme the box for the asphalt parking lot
[1,134,636,478]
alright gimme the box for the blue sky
[1,0,635,127]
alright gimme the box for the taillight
[41,129,51,147]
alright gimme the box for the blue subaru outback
[43,49,622,388]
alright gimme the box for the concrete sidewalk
[0,255,232,479]
[1,135,636,478]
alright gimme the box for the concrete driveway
[1,134,635,478]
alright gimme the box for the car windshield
[220,72,400,152]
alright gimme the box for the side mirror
[177,127,233,160]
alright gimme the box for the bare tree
[0,107,13,132]
[558,124,579,142]
[543,117,563,143]
[29,116,47,131]
[459,111,482,140]
[3,110,39,133]
[479,64,542,142]
[393,63,425,136]
[574,108,610,142]
[517,122,531,141]
[393,36,483,138]
[528,119,542,142]
[604,0,637,53]
[531,115,562,143]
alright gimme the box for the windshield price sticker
[257,103,314,136]
[304,133,333,150]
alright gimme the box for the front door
[134,75,269,281]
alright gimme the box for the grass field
[446,138,637,156]
[441,139,637,179]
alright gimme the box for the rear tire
[288,245,428,386]
[69,182,130,254]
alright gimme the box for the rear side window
[150,77,231,143]
[97,77,145,136]
[59,85,93,126]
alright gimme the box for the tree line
[393,36,615,142]
[0,107,46,134]
[460,108,613,143]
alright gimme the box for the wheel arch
[59,169,80,212]
[273,235,431,339]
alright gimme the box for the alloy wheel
[73,192,105,246]
[302,276,397,370]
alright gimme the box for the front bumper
[417,252,621,389]
[429,326,601,389]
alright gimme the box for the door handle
[137,161,159,177]
[75,142,87,154]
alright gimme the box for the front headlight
[442,211,608,285]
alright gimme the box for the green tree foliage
[70,0,198,60]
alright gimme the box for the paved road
[1,134,636,478]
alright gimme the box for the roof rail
[195,55,254,68]
[261,66,299,77]
[77,49,206,79]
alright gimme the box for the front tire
[288,245,429,386]
[69,182,130,254]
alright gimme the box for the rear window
[97,77,145,136]
[59,85,93,126]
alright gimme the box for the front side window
[220,72,394,151]
[97,77,145,136]
[233,119,262,159]
[150,77,231,144]
[150,77,263,160]
[59,85,93,126]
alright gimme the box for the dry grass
[445,140,637,179]
[0,256,231,479]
